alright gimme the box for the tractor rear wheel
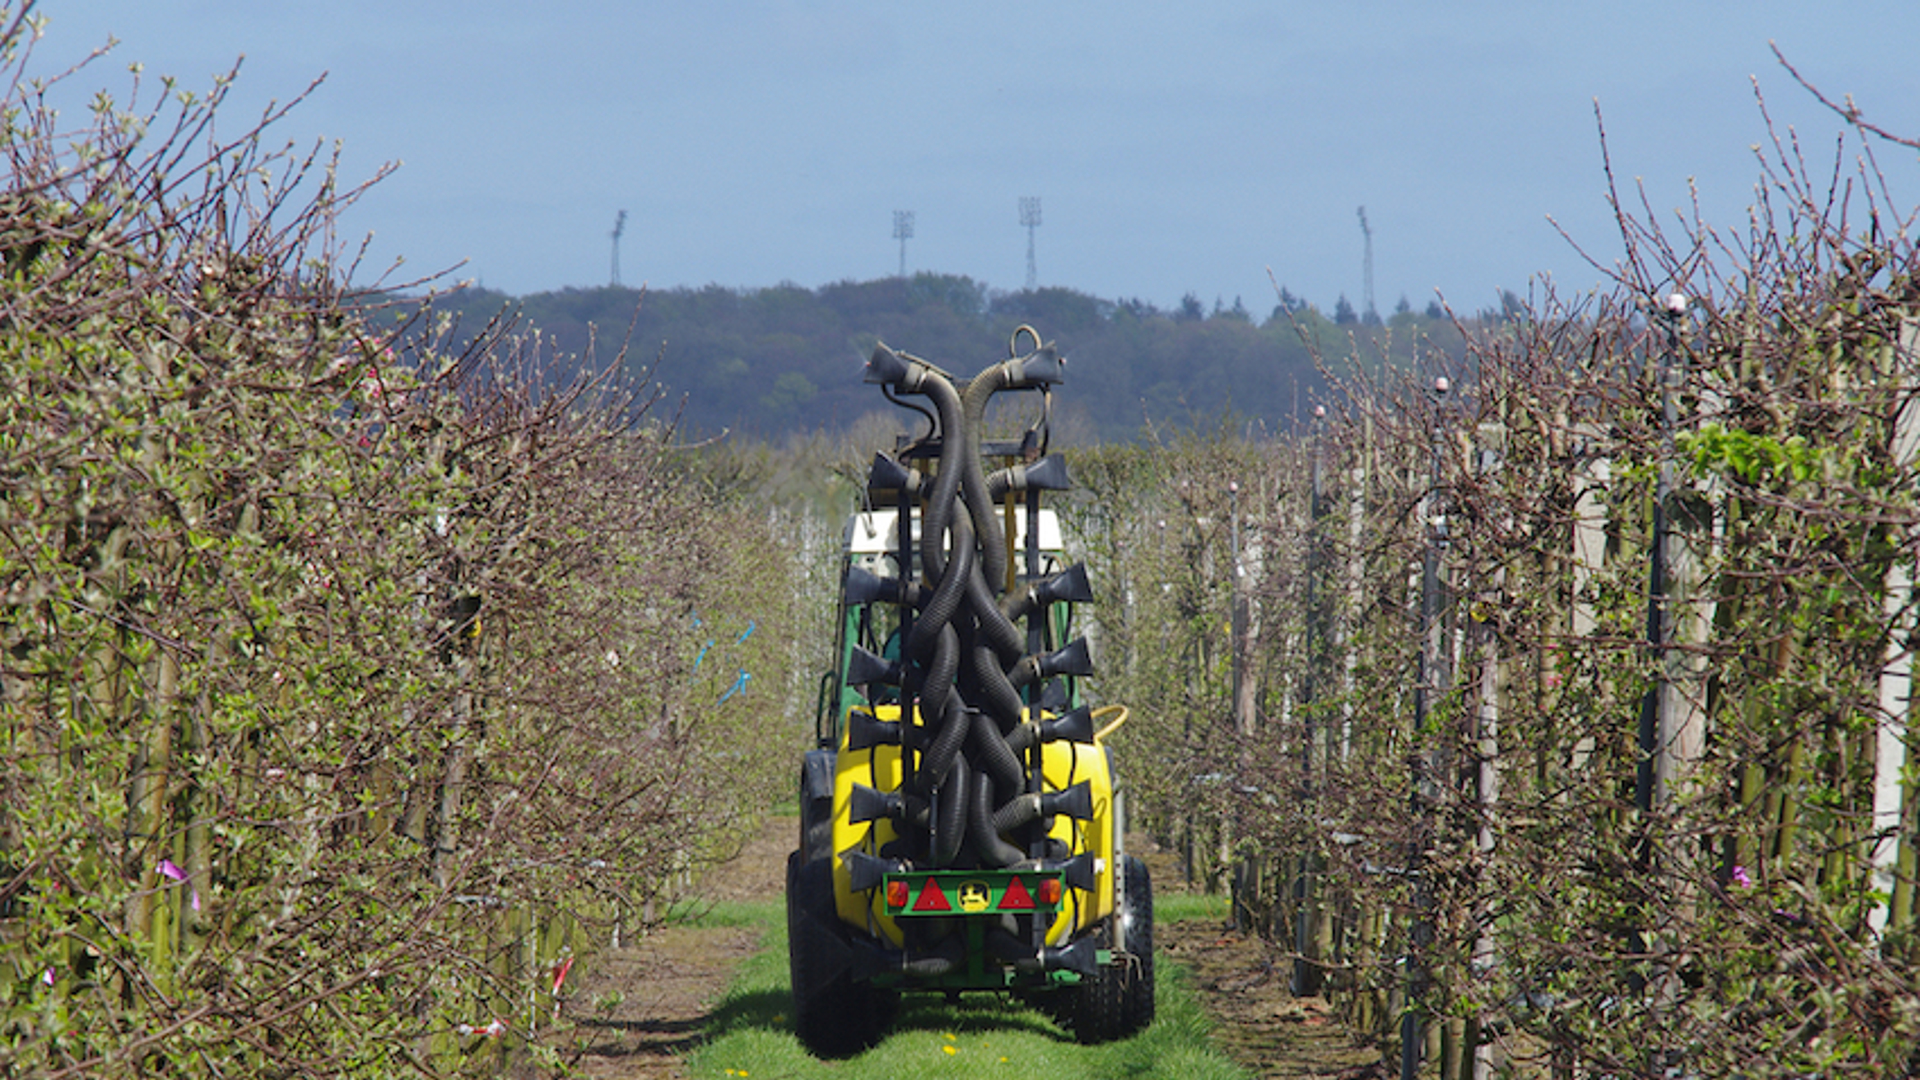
[787,852,895,1057]
[1071,855,1155,1044]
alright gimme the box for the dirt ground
[561,818,1383,1079]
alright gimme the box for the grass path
[678,892,1253,1080]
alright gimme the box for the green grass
[1155,889,1232,925]
[680,891,1250,1080]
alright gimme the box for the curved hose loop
[967,708,1025,801]
[967,641,1027,733]
[957,363,1014,592]
[912,622,959,725]
[963,557,1025,664]
[933,753,969,866]
[908,512,972,661]
[912,369,966,582]
[969,768,1026,868]
[911,694,969,797]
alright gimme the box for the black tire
[1118,855,1155,1033]
[798,753,836,863]
[799,797,833,864]
[787,852,896,1057]
[1071,855,1155,1044]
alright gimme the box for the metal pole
[1296,404,1327,996]
[1636,298,1682,816]
[1630,296,1684,1000]
[1403,376,1449,1080]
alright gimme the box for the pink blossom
[1731,865,1753,889]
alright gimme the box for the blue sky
[31,1,1920,313]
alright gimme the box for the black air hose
[868,346,966,583]
[963,559,1026,664]
[907,513,973,661]
[957,365,1015,591]
[917,374,966,582]
[967,708,1025,801]
[911,694,969,797]
[933,754,969,866]
[912,622,959,725]
[956,348,1065,592]
[966,642,1027,733]
[969,769,1026,868]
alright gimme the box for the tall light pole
[892,210,914,279]
[609,209,627,288]
[1020,197,1042,290]
[1357,206,1376,322]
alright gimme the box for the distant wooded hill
[412,274,1481,442]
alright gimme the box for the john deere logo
[957,881,991,913]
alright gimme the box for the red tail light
[886,880,910,909]
[1037,878,1064,906]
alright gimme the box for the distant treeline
[414,274,1490,442]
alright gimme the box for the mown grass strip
[682,891,1248,1080]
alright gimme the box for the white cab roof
[844,507,1063,556]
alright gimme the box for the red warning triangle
[912,878,952,912]
[999,876,1035,911]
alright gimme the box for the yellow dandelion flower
[942,1045,957,1056]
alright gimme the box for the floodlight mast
[1357,206,1375,322]
[1020,196,1041,290]
[893,210,915,279]
[610,210,627,287]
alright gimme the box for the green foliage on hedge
[0,20,806,1077]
